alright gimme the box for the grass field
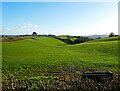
[2,36,118,71]
[1,36,119,90]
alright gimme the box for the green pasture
[2,36,118,75]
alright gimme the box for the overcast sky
[2,2,118,35]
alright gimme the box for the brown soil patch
[0,36,33,42]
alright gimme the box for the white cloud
[20,23,40,34]
[2,28,13,34]
[2,23,40,35]
[5,28,11,31]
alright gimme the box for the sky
[1,0,119,2]
[2,2,118,36]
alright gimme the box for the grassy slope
[87,36,118,42]
[2,36,118,73]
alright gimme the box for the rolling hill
[2,36,119,90]
[2,36,118,73]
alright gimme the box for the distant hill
[87,34,109,39]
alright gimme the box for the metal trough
[82,72,113,82]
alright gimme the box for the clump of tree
[55,36,93,44]
[48,34,56,37]
[32,32,37,36]
[109,32,115,37]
